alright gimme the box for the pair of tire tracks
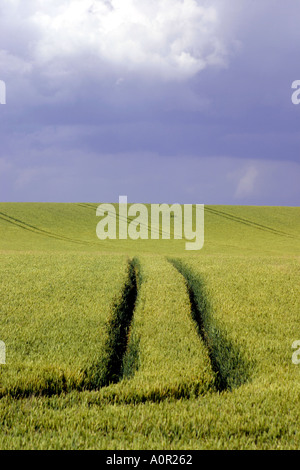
[0,204,253,398]
[206,206,298,239]
[1,256,250,400]
[80,203,299,242]
[86,257,250,401]
[1,204,295,249]
[77,202,172,239]
[0,210,96,247]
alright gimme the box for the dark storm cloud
[0,0,299,204]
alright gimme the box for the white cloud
[235,166,258,199]
[1,0,230,82]
[0,50,32,75]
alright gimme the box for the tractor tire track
[170,258,252,392]
[205,206,298,239]
[78,202,170,239]
[82,203,298,240]
[0,210,95,247]
[83,258,139,389]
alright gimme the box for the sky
[0,0,299,205]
